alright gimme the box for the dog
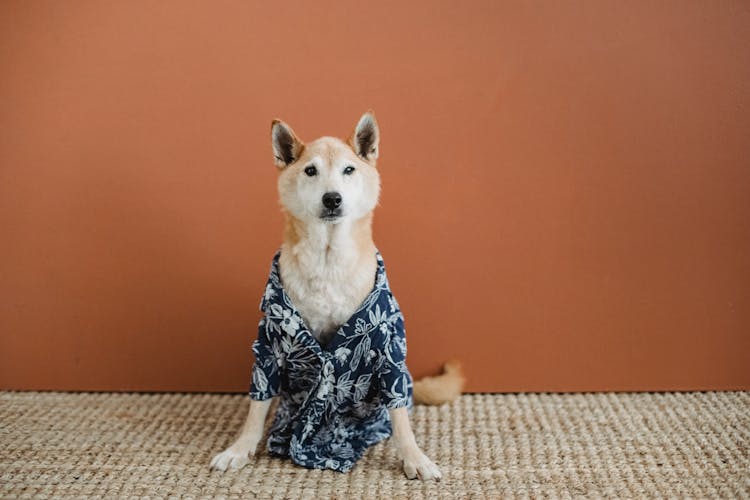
[210,112,463,479]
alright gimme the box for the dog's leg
[210,398,274,471]
[389,407,442,481]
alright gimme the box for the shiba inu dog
[210,112,463,480]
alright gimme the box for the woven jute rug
[1,392,748,499]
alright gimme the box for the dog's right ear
[271,120,303,168]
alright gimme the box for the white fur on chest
[279,221,376,345]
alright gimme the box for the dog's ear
[350,111,379,162]
[271,120,303,168]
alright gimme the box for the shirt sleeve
[249,316,281,400]
[378,313,413,409]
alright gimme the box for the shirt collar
[260,250,390,352]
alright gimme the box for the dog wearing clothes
[211,112,462,479]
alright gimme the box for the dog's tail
[412,359,465,406]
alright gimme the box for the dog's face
[272,112,381,224]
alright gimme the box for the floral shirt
[249,251,413,472]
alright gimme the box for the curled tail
[412,359,465,406]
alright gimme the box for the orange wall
[1,1,749,392]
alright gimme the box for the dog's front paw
[210,446,250,472]
[402,450,442,481]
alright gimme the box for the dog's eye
[343,166,355,175]
[304,165,317,177]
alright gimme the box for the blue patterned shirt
[249,251,413,472]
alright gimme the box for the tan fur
[413,360,466,406]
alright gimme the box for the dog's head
[271,111,381,224]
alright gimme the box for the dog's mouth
[320,208,342,221]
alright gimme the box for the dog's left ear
[350,111,379,162]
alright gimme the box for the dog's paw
[402,450,442,481]
[210,447,250,472]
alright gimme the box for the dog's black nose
[322,192,342,209]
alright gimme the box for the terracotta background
[1,1,749,393]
